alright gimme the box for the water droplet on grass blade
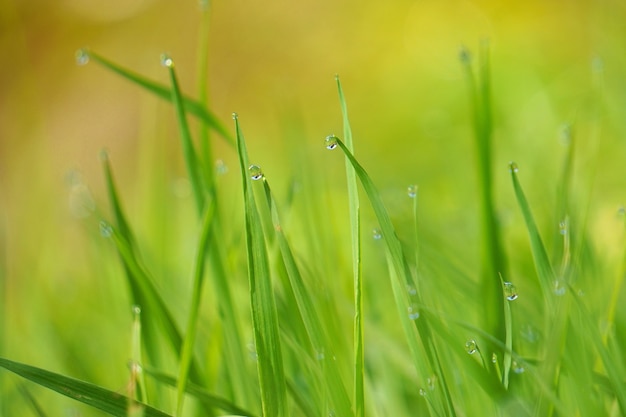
[232,112,238,120]
[512,361,525,374]
[407,184,418,198]
[408,304,420,320]
[406,284,417,296]
[325,134,339,150]
[427,375,437,391]
[553,280,566,296]
[503,282,518,300]
[248,165,263,180]
[160,53,173,68]
[419,388,427,397]
[132,305,141,316]
[491,353,498,363]
[75,48,90,66]
[99,220,113,238]
[465,339,477,354]
[372,228,382,240]
[509,162,519,173]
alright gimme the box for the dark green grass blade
[509,162,556,309]
[260,178,353,416]
[144,367,257,417]
[163,56,206,215]
[0,357,172,417]
[82,49,234,146]
[335,75,364,417]
[176,199,216,416]
[234,114,288,417]
[329,138,457,417]
[459,43,506,344]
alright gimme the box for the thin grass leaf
[260,178,352,417]
[162,55,206,215]
[234,114,288,417]
[0,357,172,417]
[143,367,257,417]
[328,138,457,417]
[508,162,556,309]
[81,49,234,146]
[176,199,216,416]
[335,75,364,417]
[460,43,506,344]
[17,384,49,417]
[499,277,513,389]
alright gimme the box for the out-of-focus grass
[1,1,626,416]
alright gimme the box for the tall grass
[1,13,625,417]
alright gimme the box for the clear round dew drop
[419,388,427,397]
[503,282,518,301]
[99,220,113,238]
[406,284,417,296]
[553,280,566,296]
[160,53,173,68]
[559,220,568,235]
[232,112,238,120]
[512,361,525,374]
[491,352,498,364]
[408,305,420,320]
[132,305,141,316]
[427,375,437,391]
[372,228,382,240]
[407,184,418,198]
[509,161,519,173]
[248,164,263,180]
[465,339,477,354]
[75,48,90,66]
[325,134,339,150]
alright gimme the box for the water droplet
[334,74,340,82]
[99,220,113,238]
[419,388,427,397]
[406,284,417,296]
[408,304,420,320]
[512,361,525,374]
[325,134,339,150]
[328,410,336,417]
[75,48,90,66]
[232,112,238,120]
[372,228,382,240]
[553,280,566,296]
[132,305,141,316]
[315,350,325,361]
[407,184,418,198]
[520,324,539,343]
[248,165,263,180]
[509,161,519,173]
[215,159,228,175]
[160,53,173,68]
[427,375,437,391]
[491,353,498,363]
[559,220,568,235]
[465,339,477,354]
[503,282,518,301]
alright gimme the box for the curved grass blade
[335,75,364,417]
[162,56,206,215]
[260,178,353,417]
[143,367,257,417]
[176,199,216,416]
[508,162,556,310]
[81,49,234,146]
[234,114,288,417]
[0,357,172,417]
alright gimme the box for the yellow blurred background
[1,0,626,406]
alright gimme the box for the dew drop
[465,339,477,354]
[491,352,498,363]
[427,375,437,391]
[503,282,518,301]
[406,284,417,296]
[509,161,519,173]
[408,304,420,320]
[325,134,339,150]
[132,305,141,316]
[520,324,539,344]
[215,159,228,175]
[407,184,418,198]
[75,48,90,66]
[559,220,568,235]
[372,228,382,240]
[99,220,113,238]
[419,388,427,397]
[315,350,325,361]
[553,280,566,296]
[512,361,525,374]
[248,164,263,180]
[232,112,238,120]
[160,53,173,68]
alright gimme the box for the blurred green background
[2,0,626,414]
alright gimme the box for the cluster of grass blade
[1,21,626,417]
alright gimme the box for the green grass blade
[176,199,216,416]
[460,43,506,344]
[161,55,206,215]
[508,162,556,309]
[17,384,49,417]
[335,75,364,417]
[234,114,288,417]
[143,367,258,417]
[81,49,234,146]
[260,178,353,416]
[0,357,172,417]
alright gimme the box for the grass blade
[176,199,216,416]
[80,49,234,146]
[144,367,258,417]
[162,55,206,215]
[234,114,288,417]
[334,75,364,417]
[0,357,172,417]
